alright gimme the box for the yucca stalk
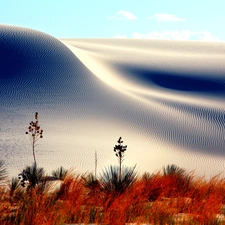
[113,137,127,183]
[25,112,43,167]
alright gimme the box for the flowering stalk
[25,112,43,166]
[113,137,127,182]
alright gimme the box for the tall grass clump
[162,164,193,197]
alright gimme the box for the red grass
[1,168,225,224]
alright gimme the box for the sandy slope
[0,25,225,178]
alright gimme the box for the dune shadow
[0,26,78,80]
[0,38,26,79]
[120,66,225,94]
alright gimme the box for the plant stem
[119,156,122,183]
[32,134,36,167]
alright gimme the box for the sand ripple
[0,25,225,177]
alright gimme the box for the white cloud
[150,13,186,22]
[195,31,221,41]
[131,30,220,41]
[108,10,138,20]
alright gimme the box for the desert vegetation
[1,161,225,224]
[1,114,225,224]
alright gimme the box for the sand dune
[0,25,225,178]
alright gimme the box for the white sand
[0,25,225,178]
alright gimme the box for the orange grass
[1,168,225,225]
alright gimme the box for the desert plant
[142,171,155,181]
[163,164,185,177]
[100,165,137,193]
[10,177,19,190]
[113,137,127,182]
[163,164,192,195]
[8,177,25,208]
[52,166,68,180]
[25,112,43,166]
[2,164,225,224]
[18,163,44,189]
[9,177,20,195]
[82,172,100,189]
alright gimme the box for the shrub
[52,166,68,180]
[100,165,137,194]
[18,163,44,189]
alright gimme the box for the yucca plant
[52,166,68,180]
[100,165,137,194]
[101,137,137,194]
[163,164,185,177]
[18,163,44,189]
[82,173,101,204]
[114,137,127,183]
[82,172,100,189]
[25,112,43,167]
[163,164,192,196]
[9,177,20,195]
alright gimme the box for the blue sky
[1,0,224,41]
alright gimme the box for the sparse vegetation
[17,113,45,189]
[1,165,225,224]
[1,118,224,224]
